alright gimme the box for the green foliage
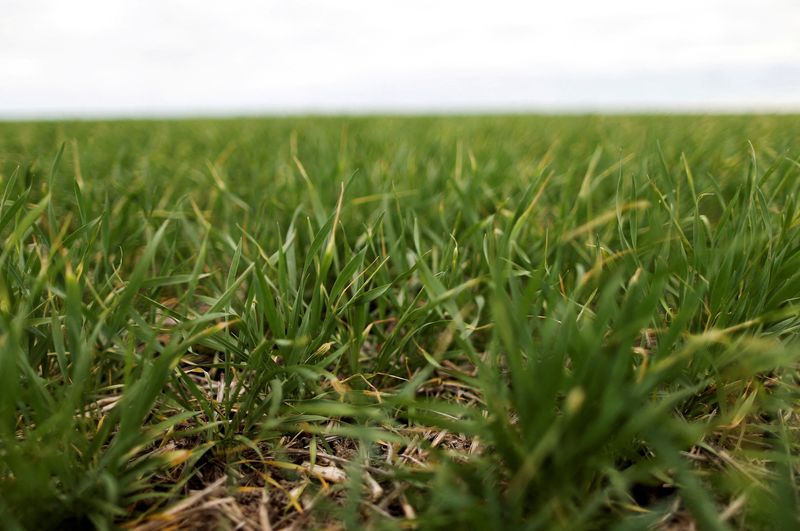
[0,115,798,529]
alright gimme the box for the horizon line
[3,104,800,122]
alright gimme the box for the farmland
[1,115,799,529]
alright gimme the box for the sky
[1,0,799,117]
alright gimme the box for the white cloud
[1,0,799,116]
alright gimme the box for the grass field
[1,115,799,530]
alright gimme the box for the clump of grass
[0,115,798,529]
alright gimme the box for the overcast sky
[1,0,799,117]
